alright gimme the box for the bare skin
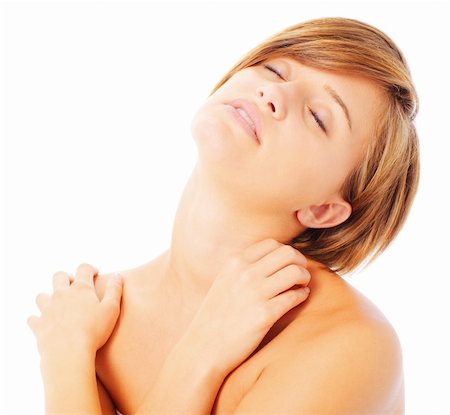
[94,254,404,414]
[29,57,404,414]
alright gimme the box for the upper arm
[232,321,404,414]
[97,376,117,415]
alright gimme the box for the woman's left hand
[27,263,123,358]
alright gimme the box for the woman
[27,17,419,414]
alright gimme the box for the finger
[52,271,72,290]
[27,315,39,333]
[74,263,99,287]
[35,293,50,311]
[243,238,283,263]
[263,264,311,299]
[268,286,310,321]
[100,274,123,317]
[250,244,307,279]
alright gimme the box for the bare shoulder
[299,310,404,392]
[233,264,405,414]
[93,260,156,301]
[297,309,403,413]
[298,262,405,400]
[266,317,403,414]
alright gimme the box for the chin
[190,105,241,164]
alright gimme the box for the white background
[1,1,449,413]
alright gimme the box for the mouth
[227,99,262,144]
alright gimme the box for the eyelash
[263,64,284,80]
[308,108,327,133]
[263,64,327,134]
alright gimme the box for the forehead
[266,56,383,98]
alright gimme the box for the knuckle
[240,268,255,282]
[72,279,91,289]
[303,268,311,284]
[293,247,307,264]
[52,270,67,279]
[281,244,298,260]
[285,289,299,303]
[77,263,94,272]
[76,263,99,277]
[51,291,62,301]
[35,292,48,306]
[289,264,309,284]
[27,316,37,330]
[266,238,282,249]
[52,275,66,287]
[286,263,300,274]
[286,245,307,265]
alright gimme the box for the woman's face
[191,56,384,216]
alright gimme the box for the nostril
[269,103,275,112]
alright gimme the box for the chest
[95,297,271,415]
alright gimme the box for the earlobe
[297,200,352,229]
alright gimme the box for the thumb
[100,273,123,317]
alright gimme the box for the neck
[159,163,305,316]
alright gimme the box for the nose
[256,84,286,119]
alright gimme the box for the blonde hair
[209,17,419,275]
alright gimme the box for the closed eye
[264,63,327,134]
[309,108,327,133]
[263,64,284,80]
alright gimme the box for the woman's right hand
[182,238,311,376]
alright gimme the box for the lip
[227,99,262,144]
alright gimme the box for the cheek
[315,145,363,197]
[268,145,351,205]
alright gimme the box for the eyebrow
[323,84,352,131]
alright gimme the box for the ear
[296,199,352,229]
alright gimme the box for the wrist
[39,348,101,415]
[40,344,96,377]
[39,333,96,359]
[174,327,229,379]
[136,332,227,415]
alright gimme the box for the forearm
[135,331,228,415]
[40,349,101,415]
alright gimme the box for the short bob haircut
[208,17,419,274]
